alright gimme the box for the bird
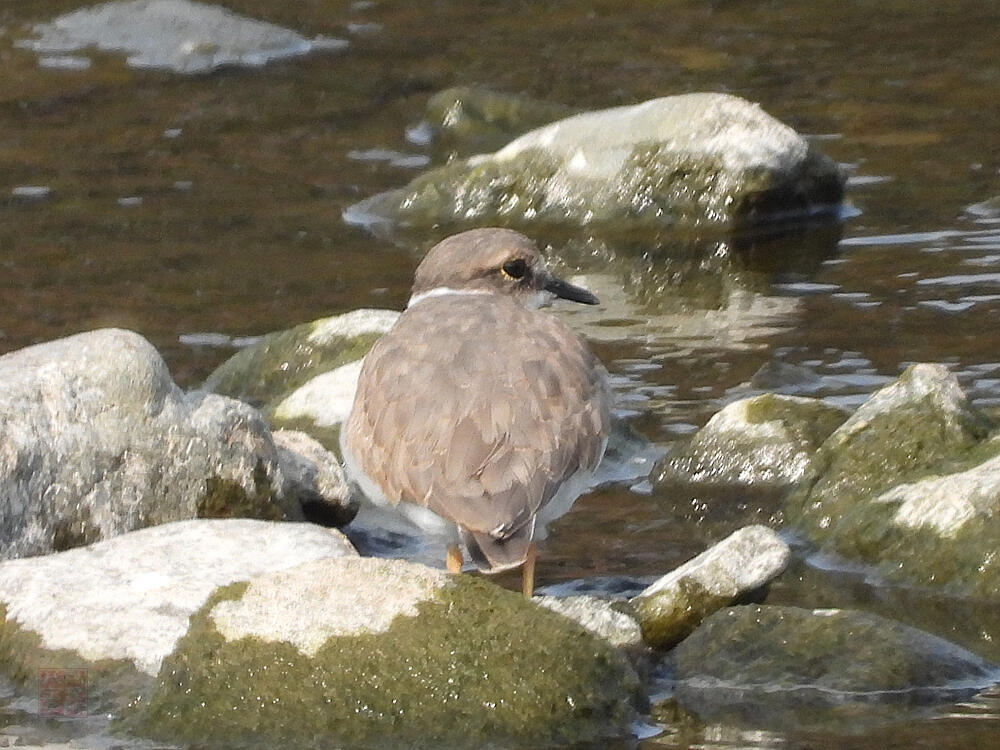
[340,227,611,597]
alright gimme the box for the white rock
[631,525,790,649]
[639,525,790,600]
[0,328,301,559]
[0,519,357,676]
[16,0,347,74]
[211,557,446,653]
[307,308,399,344]
[535,595,644,650]
[877,450,1000,536]
[488,93,808,178]
[272,359,364,427]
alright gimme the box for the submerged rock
[631,526,790,650]
[346,93,843,235]
[785,363,1000,596]
[16,0,347,74]
[124,557,641,748]
[656,393,848,486]
[0,328,320,560]
[0,520,356,708]
[422,86,578,158]
[203,309,398,451]
[671,605,999,726]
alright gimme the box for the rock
[269,360,363,433]
[631,526,790,650]
[785,363,1000,596]
[123,557,641,748]
[655,394,848,486]
[0,519,356,708]
[0,329,310,560]
[271,430,358,526]
[15,0,347,74]
[671,605,1000,725]
[422,86,577,158]
[345,93,843,235]
[748,360,824,393]
[535,595,644,651]
[203,309,398,451]
[965,195,1000,220]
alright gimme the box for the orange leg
[446,544,463,574]
[521,542,537,598]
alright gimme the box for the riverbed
[1,1,998,747]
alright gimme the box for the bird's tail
[460,521,535,574]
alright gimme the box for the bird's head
[409,228,600,309]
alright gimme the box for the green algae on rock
[785,363,1000,596]
[656,393,848,487]
[0,603,146,715]
[346,93,844,237]
[0,521,357,713]
[672,605,999,717]
[203,309,398,452]
[204,309,398,408]
[124,557,641,749]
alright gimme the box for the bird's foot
[446,544,463,574]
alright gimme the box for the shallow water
[1,0,999,747]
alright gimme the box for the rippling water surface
[1,0,999,747]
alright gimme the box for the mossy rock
[203,310,398,452]
[784,364,1000,595]
[0,603,147,715]
[346,93,843,237]
[655,394,848,486]
[673,604,998,699]
[122,558,642,749]
[631,526,790,650]
[0,520,358,714]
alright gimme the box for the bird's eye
[501,258,528,280]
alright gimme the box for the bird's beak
[543,274,600,305]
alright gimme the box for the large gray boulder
[346,93,843,235]
[0,328,349,559]
[123,557,642,748]
[785,363,1000,596]
[0,519,356,706]
[671,605,999,727]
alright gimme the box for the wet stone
[671,604,1000,729]
[655,393,848,486]
[15,0,348,74]
[631,526,790,650]
[123,558,642,748]
[422,86,578,158]
[785,363,1000,596]
[0,519,356,708]
[347,92,844,236]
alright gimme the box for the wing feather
[342,295,611,542]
